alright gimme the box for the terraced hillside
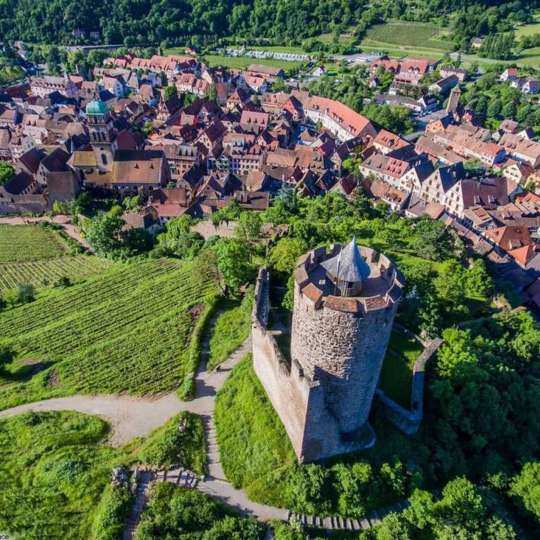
[0,256,113,292]
[0,224,68,262]
[0,257,220,409]
[0,224,113,291]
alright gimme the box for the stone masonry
[252,242,404,462]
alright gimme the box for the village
[0,32,540,538]
[0,50,539,313]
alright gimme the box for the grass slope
[0,257,219,409]
[0,255,113,292]
[215,355,296,506]
[0,224,67,262]
[138,412,207,474]
[0,411,123,540]
[208,291,253,370]
[378,330,423,408]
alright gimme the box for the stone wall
[376,336,443,435]
[251,268,313,460]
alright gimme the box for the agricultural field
[0,411,123,539]
[0,256,220,409]
[201,54,302,70]
[0,255,113,292]
[361,21,453,54]
[0,224,68,262]
[378,330,423,408]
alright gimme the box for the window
[101,154,108,166]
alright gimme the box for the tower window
[101,154,108,166]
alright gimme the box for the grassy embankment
[208,291,253,370]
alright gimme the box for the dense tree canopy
[1,0,538,47]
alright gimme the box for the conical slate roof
[321,238,371,283]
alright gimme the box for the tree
[81,212,124,256]
[332,462,373,517]
[163,84,178,101]
[511,462,540,520]
[156,216,204,259]
[0,161,14,185]
[409,218,456,261]
[211,238,253,297]
[269,237,307,274]
[235,211,262,245]
[285,464,332,515]
[203,516,262,540]
[0,342,14,372]
[46,45,62,74]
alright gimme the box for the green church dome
[86,99,109,115]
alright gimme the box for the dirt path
[0,327,402,530]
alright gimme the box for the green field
[0,408,211,540]
[0,411,124,539]
[0,255,113,291]
[0,224,68,262]
[215,355,296,506]
[208,292,252,370]
[0,257,219,409]
[201,54,302,70]
[515,11,540,38]
[378,330,423,408]
[361,21,453,52]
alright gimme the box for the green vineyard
[0,257,220,409]
[0,224,68,262]
[0,256,113,291]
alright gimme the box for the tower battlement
[294,244,403,315]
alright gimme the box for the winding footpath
[0,316,404,534]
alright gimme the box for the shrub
[139,412,207,474]
[92,483,132,540]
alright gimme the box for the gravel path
[0,324,399,529]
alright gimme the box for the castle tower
[252,239,404,463]
[86,99,115,171]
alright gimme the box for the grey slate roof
[321,238,371,283]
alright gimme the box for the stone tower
[252,239,404,462]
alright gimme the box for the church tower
[86,99,115,171]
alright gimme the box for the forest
[0,0,538,48]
